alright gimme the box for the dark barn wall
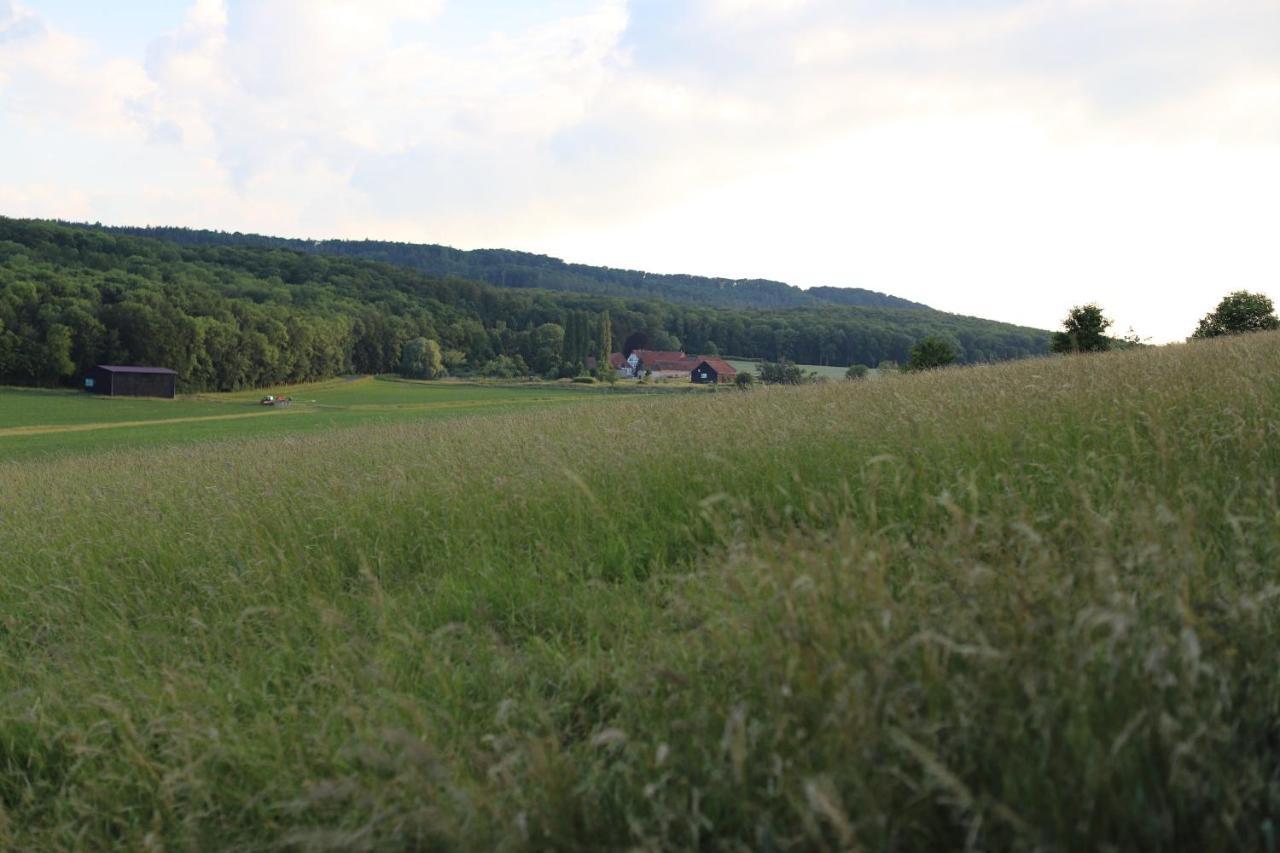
[691,362,719,384]
[85,369,177,398]
[111,373,176,398]
[85,367,112,395]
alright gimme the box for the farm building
[691,358,737,384]
[84,365,178,399]
[610,350,734,382]
[631,350,699,379]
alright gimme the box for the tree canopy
[1051,304,1112,354]
[907,337,959,371]
[400,337,445,379]
[1191,291,1280,339]
[93,223,930,312]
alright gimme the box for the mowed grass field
[2,335,1280,848]
[0,377,609,461]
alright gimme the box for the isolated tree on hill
[845,364,869,381]
[400,337,444,379]
[907,337,958,372]
[1051,304,1111,354]
[1191,291,1279,339]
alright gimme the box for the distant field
[726,357,868,379]
[3,336,1280,848]
[0,377,610,460]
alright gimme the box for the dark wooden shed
[690,358,737,384]
[85,365,178,398]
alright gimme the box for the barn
[691,358,737,384]
[632,350,699,379]
[85,365,178,399]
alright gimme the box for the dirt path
[0,396,583,439]
[0,409,290,437]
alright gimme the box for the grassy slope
[0,378,612,461]
[1,335,1279,848]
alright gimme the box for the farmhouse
[610,349,737,382]
[84,365,178,399]
[690,358,737,384]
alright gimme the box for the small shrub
[757,359,805,385]
[845,364,869,381]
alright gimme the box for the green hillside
[93,223,929,311]
[0,218,1050,391]
[2,333,1278,848]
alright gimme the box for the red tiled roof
[649,358,700,371]
[632,349,687,365]
[633,350,702,372]
[609,352,626,369]
[693,357,737,376]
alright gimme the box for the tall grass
[1,334,1278,848]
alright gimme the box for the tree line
[87,223,929,312]
[0,218,1051,391]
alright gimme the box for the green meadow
[2,334,1279,848]
[0,378,613,461]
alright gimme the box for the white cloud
[0,1,151,138]
[0,0,1277,342]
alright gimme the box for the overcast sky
[3,1,1278,341]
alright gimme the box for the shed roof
[95,365,178,375]
[693,357,737,375]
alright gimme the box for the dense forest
[1,218,1050,391]
[82,223,929,311]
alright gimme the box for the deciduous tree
[1191,291,1279,339]
[400,337,444,379]
[907,337,958,371]
[1051,304,1111,354]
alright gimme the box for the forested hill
[0,217,1049,391]
[85,224,929,312]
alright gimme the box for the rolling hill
[1,217,1050,391]
[89,223,929,311]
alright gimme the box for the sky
[2,1,1278,341]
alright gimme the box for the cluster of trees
[0,219,1053,391]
